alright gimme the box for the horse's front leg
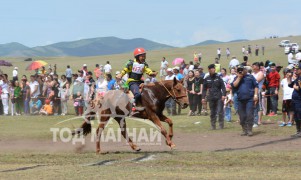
[149,113,175,149]
[159,115,174,140]
[95,113,110,154]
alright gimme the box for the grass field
[1,36,301,179]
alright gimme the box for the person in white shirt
[229,56,240,70]
[242,46,245,54]
[217,48,221,60]
[12,67,18,82]
[29,75,40,98]
[288,52,297,65]
[279,69,294,127]
[160,57,168,80]
[104,61,112,74]
[188,61,194,71]
[295,50,301,62]
[165,68,176,115]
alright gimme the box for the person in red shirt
[266,63,281,116]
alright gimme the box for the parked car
[285,43,299,54]
[279,40,290,47]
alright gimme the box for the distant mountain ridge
[193,39,249,46]
[0,37,249,57]
[0,37,174,57]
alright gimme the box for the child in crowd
[74,91,84,116]
[224,85,232,122]
[39,99,53,115]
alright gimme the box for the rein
[159,81,186,105]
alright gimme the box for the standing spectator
[229,68,237,84]
[173,67,184,81]
[248,45,252,56]
[106,74,116,90]
[231,65,258,136]
[160,57,168,80]
[295,50,301,62]
[198,51,202,63]
[21,79,30,115]
[12,67,18,82]
[29,75,40,99]
[192,70,203,115]
[94,64,102,80]
[255,45,259,56]
[1,76,9,116]
[41,66,46,75]
[165,68,176,115]
[279,69,294,127]
[50,79,60,115]
[242,46,245,55]
[96,74,108,94]
[220,68,230,85]
[73,91,84,116]
[65,65,73,84]
[59,75,69,116]
[202,64,226,130]
[214,58,221,74]
[8,80,15,116]
[104,61,112,74]
[188,61,194,71]
[82,64,88,78]
[290,63,301,137]
[182,64,189,78]
[224,87,232,122]
[226,48,231,59]
[262,45,265,56]
[252,62,265,127]
[266,63,281,116]
[0,75,3,115]
[83,71,95,109]
[229,56,240,70]
[186,70,195,116]
[14,81,22,115]
[242,56,250,66]
[287,51,296,65]
[217,48,221,60]
[193,52,198,63]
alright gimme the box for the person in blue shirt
[173,67,184,81]
[289,63,301,137]
[30,97,42,115]
[231,65,258,136]
[106,74,116,90]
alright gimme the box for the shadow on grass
[214,137,300,152]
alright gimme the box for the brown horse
[73,77,189,153]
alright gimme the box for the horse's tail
[72,112,95,136]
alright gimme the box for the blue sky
[1,0,300,47]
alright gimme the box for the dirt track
[1,132,300,153]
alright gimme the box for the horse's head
[164,77,189,109]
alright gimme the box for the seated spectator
[30,97,42,115]
[39,99,53,115]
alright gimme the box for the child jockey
[116,47,157,112]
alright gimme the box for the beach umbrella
[0,60,13,67]
[172,58,184,66]
[26,60,48,70]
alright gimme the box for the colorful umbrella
[172,58,184,66]
[0,60,13,67]
[26,60,48,70]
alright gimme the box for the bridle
[159,81,187,105]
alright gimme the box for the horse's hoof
[170,144,176,150]
[135,147,141,152]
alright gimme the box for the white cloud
[241,14,301,39]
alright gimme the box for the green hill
[0,37,174,57]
